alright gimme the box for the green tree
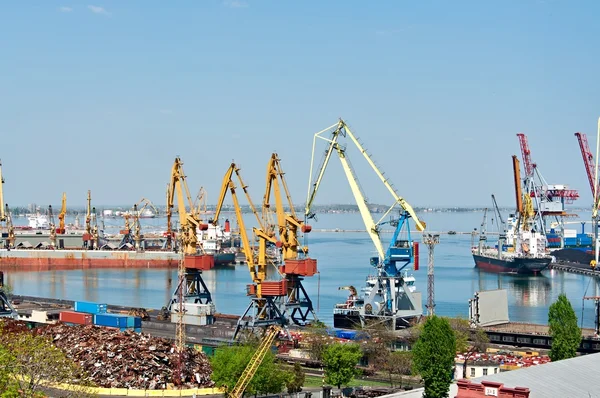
[322,343,362,389]
[447,317,489,379]
[358,321,396,371]
[384,351,412,388]
[304,326,330,362]
[548,293,582,361]
[0,331,94,398]
[286,363,305,393]
[210,344,289,396]
[412,316,456,398]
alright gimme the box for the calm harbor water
[3,211,599,328]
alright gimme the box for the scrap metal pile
[0,318,214,390]
[37,323,214,389]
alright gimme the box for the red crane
[517,132,579,207]
[575,132,598,199]
[517,133,536,178]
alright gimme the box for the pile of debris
[35,323,214,390]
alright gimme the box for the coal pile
[36,324,214,390]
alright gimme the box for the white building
[454,360,500,380]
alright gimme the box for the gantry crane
[120,197,160,250]
[58,192,66,234]
[165,157,215,316]
[576,120,600,267]
[195,187,207,216]
[48,205,57,248]
[213,162,289,339]
[82,190,99,249]
[306,119,425,329]
[262,153,318,326]
[516,133,579,229]
[0,161,14,249]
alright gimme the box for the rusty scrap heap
[35,323,214,390]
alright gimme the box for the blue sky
[1,1,600,209]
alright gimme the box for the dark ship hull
[473,254,550,274]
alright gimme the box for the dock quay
[482,321,600,354]
[311,229,499,235]
[548,261,600,276]
[9,294,238,347]
[8,295,600,355]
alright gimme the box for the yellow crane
[194,187,208,216]
[213,162,275,296]
[165,157,214,316]
[83,190,99,249]
[262,153,318,325]
[228,325,281,398]
[167,157,209,260]
[263,153,310,261]
[58,192,66,234]
[213,162,288,339]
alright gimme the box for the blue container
[337,330,357,340]
[94,313,128,328]
[126,316,142,328]
[564,237,577,245]
[74,301,107,314]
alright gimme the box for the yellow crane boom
[263,153,309,261]
[58,192,66,233]
[228,326,281,398]
[342,120,426,232]
[167,157,208,257]
[85,190,92,235]
[213,163,275,295]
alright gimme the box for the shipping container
[60,311,93,325]
[126,316,142,328]
[170,313,213,326]
[74,301,107,314]
[94,313,128,328]
[178,303,213,316]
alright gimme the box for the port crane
[0,161,15,249]
[165,157,215,314]
[194,187,207,216]
[212,161,290,339]
[516,133,579,237]
[48,205,57,248]
[262,153,318,326]
[58,192,66,234]
[305,119,425,329]
[82,190,100,249]
[575,130,600,267]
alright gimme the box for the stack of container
[170,302,214,326]
[59,301,142,332]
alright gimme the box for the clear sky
[1,1,600,209]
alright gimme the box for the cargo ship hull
[213,252,235,266]
[0,249,183,271]
[473,254,550,274]
[333,311,417,330]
